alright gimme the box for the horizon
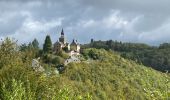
[0,28,169,47]
[1,0,170,45]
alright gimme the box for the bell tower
[59,28,66,44]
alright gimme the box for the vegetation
[64,48,170,99]
[43,35,52,54]
[0,38,91,100]
[82,40,170,72]
[0,38,169,99]
[32,38,39,49]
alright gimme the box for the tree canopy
[43,35,52,54]
[82,40,170,72]
[32,38,39,49]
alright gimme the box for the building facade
[53,29,80,55]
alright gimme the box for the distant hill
[82,40,170,72]
[62,48,170,100]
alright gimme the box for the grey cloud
[132,15,168,32]
[0,0,170,45]
[0,12,26,35]
[81,0,170,14]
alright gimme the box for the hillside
[0,39,169,99]
[82,40,170,72]
[62,48,170,99]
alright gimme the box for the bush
[52,56,64,65]
[0,38,23,69]
[0,79,92,100]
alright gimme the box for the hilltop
[0,38,169,99]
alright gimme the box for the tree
[52,56,64,65]
[32,38,39,49]
[0,38,23,69]
[20,43,28,51]
[43,35,52,54]
[106,40,113,48]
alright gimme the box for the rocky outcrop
[32,58,45,72]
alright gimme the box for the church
[53,29,80,56]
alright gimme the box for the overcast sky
[0,0,170,45]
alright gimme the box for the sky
[0,0,170,45]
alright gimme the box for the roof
[54,41,63,45]
[71,39,79,45]
[61,28,64,35]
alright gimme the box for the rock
[32,58,45,72]
[64,55,80,65]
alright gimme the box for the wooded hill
[0,38,169,99]
[82,40,170,72]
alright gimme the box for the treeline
[82,40,170,72]
[20,35,69,67]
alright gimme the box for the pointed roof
[72,39,75,42]
[72,39,76,43]
[61,28,64,35]
[71,39,77,45]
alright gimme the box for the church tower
[59,28,66,44]
[53,28,80,55]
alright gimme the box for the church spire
[59,28,65,44]
[61,28,64,35]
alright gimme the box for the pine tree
[32,38,39,49]
[43,35,52,53]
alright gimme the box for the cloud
[0,0,170,45]
[138,19,170,44]
[8,14,63,44]
[102,11,128,29]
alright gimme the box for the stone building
[53,29,80,55]
[70,39,80,52]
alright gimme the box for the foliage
[42,53,65,65]
[0,38,23,69]
[0,38,91,100]
[1,79,35,100]
[0,78,92,100]
[0,38,170,99]
[83,40,170,72]
[57,51,70,59]
[20,43,40,63]
[32,38,39,49]
[64,48,170,100]
[43,35,52,54]
[51,56,64,65]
